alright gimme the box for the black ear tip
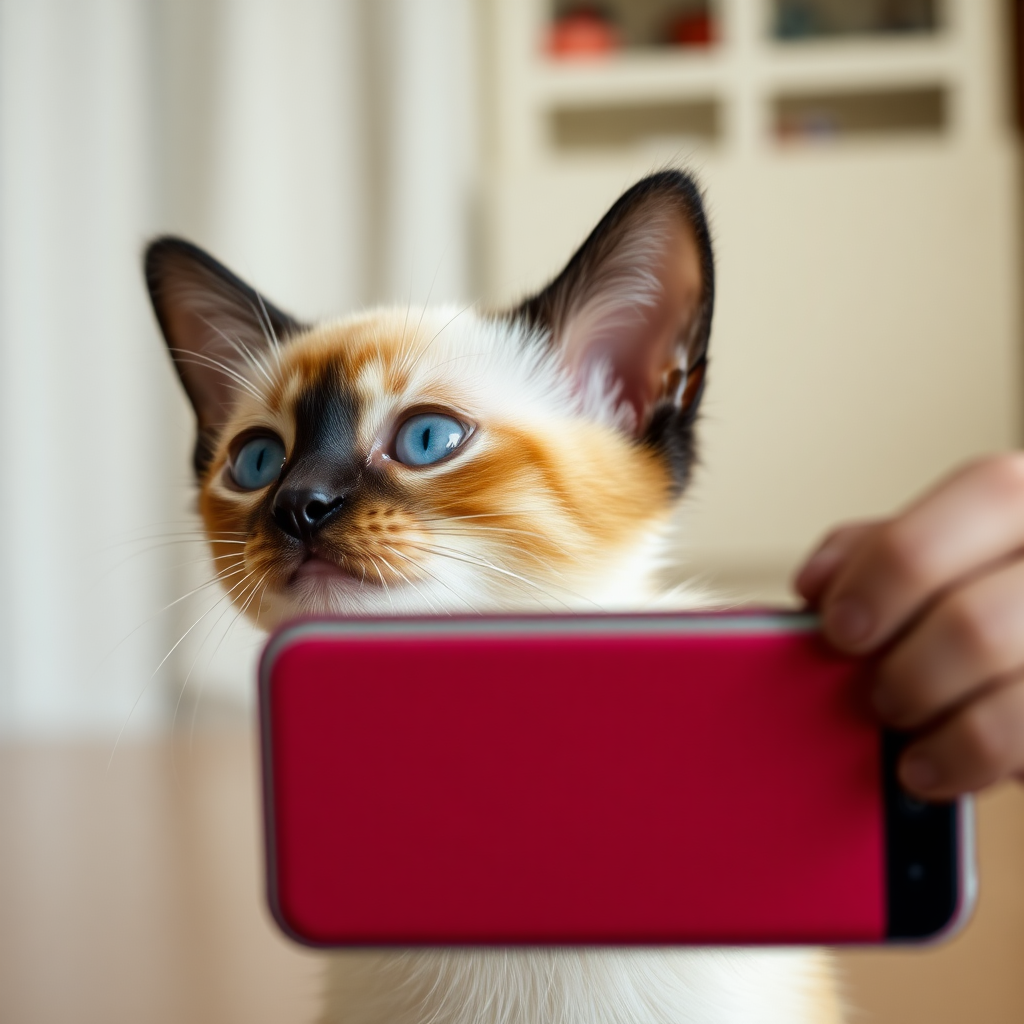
[144,236,194,300]
[621,168,706,205]
[643,167,700,190]
[144,234,188,265]
[620,170,712,251]
[143,235,210,285]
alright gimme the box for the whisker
[366,554,395,612]
[168,348,265,403]
[409,542,578,609]
[108,564,261,770]
[150,565,261,684]
[399,297,413,359]
[188,570,268,748]
[374,551,411,588]
[252,573,272,631]
[170,363,264,405]
[417,510,549,523]
[401,302,475,378]
[168,551,251,570]
[106,520,249,538]
[96,533,249,554]
[217,322,277,391]
[424,523,581,568]
[374,551,446,615]
[248,292,286,379]
[426,523,578,548]
[98,541,247,581]
[94,562,251,683]
[171,581,248,734]
[195,316,275,393]
[169,348,261,393]
[410,237,451,357]
[382,545,468,613]
[423,531,576,578]
[164,562,251,609]
[168,565,267,753]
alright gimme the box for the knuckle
[979,452,1024,504]
[959,701,1013,775]
[942,590,1000,665]
[874,521,933,590]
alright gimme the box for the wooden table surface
[1,732,1022,1023]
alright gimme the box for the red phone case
[259,613,973,947]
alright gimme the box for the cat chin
[255,574,463,625]
[279,569,395,614]
[293,554,345,576]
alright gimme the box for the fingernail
[824,597,872,649]
[901,753,939,793]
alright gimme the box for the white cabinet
[480,0,1021,595]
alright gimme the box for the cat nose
[272,488,345,541]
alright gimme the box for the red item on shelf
[669,11,715,47]
[548,9,621,58]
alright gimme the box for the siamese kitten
[145,171,843,1024]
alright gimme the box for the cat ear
[144,237,306,474]
[513,170,714,490]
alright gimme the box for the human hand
[794,455,1024,800]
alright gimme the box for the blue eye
[231,435,286,490]
[394,414,467,467]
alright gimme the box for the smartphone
[259,612,976,948]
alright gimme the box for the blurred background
[1,1,1022,1021]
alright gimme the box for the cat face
[145,171,714,624]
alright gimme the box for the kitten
[145,171,843,1024]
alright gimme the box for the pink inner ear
[158,268,276,432]
[560,216,704,433]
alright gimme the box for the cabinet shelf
[534,36,957,110]
[535,52,725,105]
[761,36,957,91]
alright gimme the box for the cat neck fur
[321,947,842,1024]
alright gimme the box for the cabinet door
[482,0,1021,587]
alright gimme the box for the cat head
[145,170,714,623]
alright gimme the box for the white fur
[320,948,838,1024]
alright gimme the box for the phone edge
[257,612,976,949]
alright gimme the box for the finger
[793,522,877,606]
[820,454,1024,654]
[898,677,1024,799]
[872,556,1024,729]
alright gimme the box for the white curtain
[0,0,478,737]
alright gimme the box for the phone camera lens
[907,862,925,882]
